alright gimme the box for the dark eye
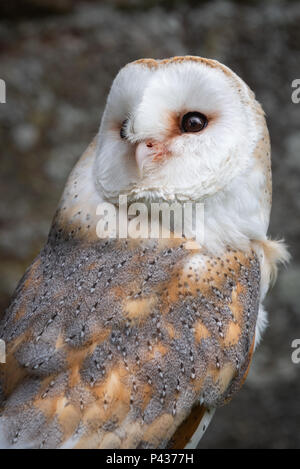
[120,119,128,139]
[181,112,208,133]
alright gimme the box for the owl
[0,56,289,449]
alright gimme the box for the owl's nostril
[146,142,153,148]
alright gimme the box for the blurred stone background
[0,0,299,449]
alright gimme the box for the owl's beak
[135,140,168,175]
[135,141,155,175]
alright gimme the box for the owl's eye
[120,119,128,139]
[181,112,208,133]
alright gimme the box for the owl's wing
[0,232,259,449]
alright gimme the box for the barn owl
[0,56,289,449]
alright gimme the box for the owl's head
[94,57,270,210]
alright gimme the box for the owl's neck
[54,139,269,255]
[200,168,270,255]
